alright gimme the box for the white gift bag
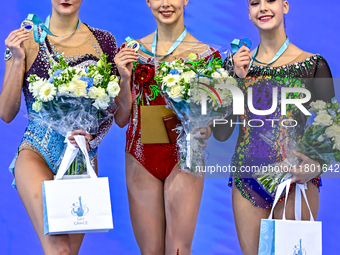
[258,179,322,255]
[42,134,113,235]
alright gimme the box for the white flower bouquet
[298,100,340,162]
[28,54,120,174]
[29,54,120,112]
[254,99,340,195]
[155,54,237,174]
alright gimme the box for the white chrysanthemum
[216,87,233,107]
[38,83,57,102]
[167,84,183,102]
[181,70,196,82]
[163,74,181,87]
[32,101,42,112]
[57,84,71,95]
[93,74,104,86]
[68,78,88,97]
[93,89,110,109]
[107,81,121,98]
[88,87,102,99]
[29,79,48,98]
[190,87,203,105]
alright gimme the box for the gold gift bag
[140,105,174,144]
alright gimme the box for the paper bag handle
[268,179,314,221]
[295,183,314,221]
[268,179,291,220]
[55,133,97,180]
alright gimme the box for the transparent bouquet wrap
[27,53,120,175]
[155,53,237,175]
[253,127,296,195]
[29,96,104,174]
[254,99,340,195]
[172,78,234,175]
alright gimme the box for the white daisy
[38,83,57,102]
[163,74,181,87]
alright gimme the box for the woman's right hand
[5,28,29,61]
[233,46,252,78]
[114,48,138,81]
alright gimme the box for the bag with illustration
[42,135,113,234]
[258,179,322,255]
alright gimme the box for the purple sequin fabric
[225,55,334,209]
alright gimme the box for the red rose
[134,64,155,86]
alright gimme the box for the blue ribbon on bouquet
[24,14,81,43]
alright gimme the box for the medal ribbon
[126,28,188,58]
[26,14,81,43]
[250,37,290,66]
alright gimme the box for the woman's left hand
[195,126,212,148]
[68,130,93,151]
[288,151,322,184]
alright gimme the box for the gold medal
[126,40,140,52]
[21,19,34,32]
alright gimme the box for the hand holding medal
[20,14,81,43]
[4,26,30,61]
[231,37,290,78]
[5,11,82,59]
[231,38,253,78]
[3,15,38,61]
[113,37,139,81]
[231,38,252,54]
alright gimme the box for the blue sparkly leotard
[8,25,117,188]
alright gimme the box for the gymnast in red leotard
[124,48,220,182]
[124,58,180,181]
[113,1,220,254]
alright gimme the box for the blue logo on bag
[293,239,306,255]
[71,197,89,217]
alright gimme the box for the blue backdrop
[0,1,340,254]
